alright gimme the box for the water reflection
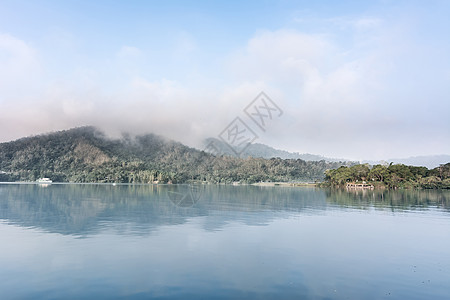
[166,184,205,207]
[0,184,328,236]
[1,184,450,299]
[325,188,450,211]
[0,184,449,237]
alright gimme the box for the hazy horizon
[1,1,449,160]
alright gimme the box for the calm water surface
[0,184,449,299]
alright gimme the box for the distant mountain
[203,138,449,169]
[362,155,450,169]
[387,155,450,169]
[0,126,351,183]
[203,138,350,162]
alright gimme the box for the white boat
[37,178,53,184]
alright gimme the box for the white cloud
[228,29,372,115]
[173,31,197,55]
[229,30,331,84]
[353,17,382,30]
[225,25,450,159]
[0,33,37,70]
[116,46,143,58]
[0,33,41,99]
[327,16,383,31]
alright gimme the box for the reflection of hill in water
[0,184,327,236]
[325,188,450,211]
[1,184,449,236]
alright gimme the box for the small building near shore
[346,182,374,189]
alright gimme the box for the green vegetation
[323,163,450,189]
[0,126,352,184]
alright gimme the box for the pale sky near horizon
[0,0,449,160]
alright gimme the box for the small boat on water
[37,178,53,184]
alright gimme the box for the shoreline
[1,181,447,189]
[0,181,318,187]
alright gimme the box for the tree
[388,164,414,181]
[369,165,388,182]
[349,164,370,181]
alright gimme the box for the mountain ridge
[0,126,352,183]
[204,137,449,168]
[203,137,351,162]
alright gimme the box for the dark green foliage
[0,126,351,184]
[323,162,450,189]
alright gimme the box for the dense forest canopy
[323,163,450,189]
[0,126,352,184]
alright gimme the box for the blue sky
[0,0,449,160]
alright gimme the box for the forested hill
[0,127,352,183]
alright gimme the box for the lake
[0,183,449,299]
